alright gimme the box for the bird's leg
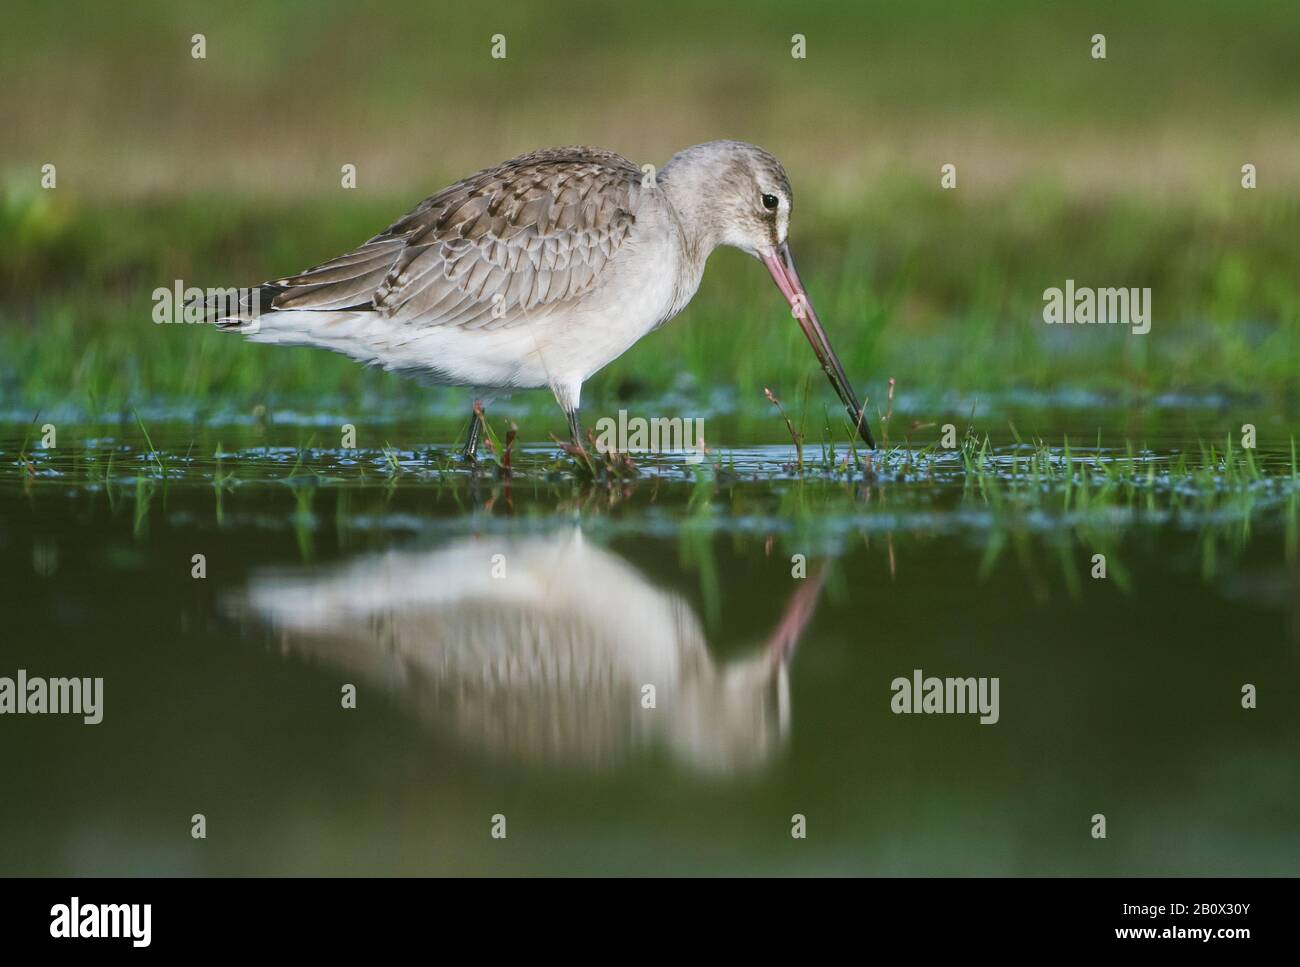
[551,381,586,452]
[461,400,485,462]
[565,406,584,449]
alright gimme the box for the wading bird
[215,141,874,457]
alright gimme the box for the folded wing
[249,147,644,333]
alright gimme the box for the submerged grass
[5,419,1296,571]
[6,399,1297,618]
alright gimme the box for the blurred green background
[2,0,1298,879]
[1,0,1297,431]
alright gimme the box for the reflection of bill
[230,532,825,776]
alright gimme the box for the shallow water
[1,415,1297,874]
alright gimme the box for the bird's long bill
[761,242,875,449]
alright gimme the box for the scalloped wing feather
[264,148,642,332]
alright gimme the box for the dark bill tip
[761,243,876,450]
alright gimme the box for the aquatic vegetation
[4,416,1295,588]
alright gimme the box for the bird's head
[661,140,793,256]
[660,141,875,449]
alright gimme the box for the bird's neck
[656,159,723,271]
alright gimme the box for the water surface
[1,412,1296,875]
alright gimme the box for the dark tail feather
[184,284,286,331]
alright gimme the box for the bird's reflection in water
[236,531,825,776]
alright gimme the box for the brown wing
[265,147,643,331]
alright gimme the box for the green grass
[2,186,1297,435]
[2,0,1297,441]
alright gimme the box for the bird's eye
[761,193,780,211]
